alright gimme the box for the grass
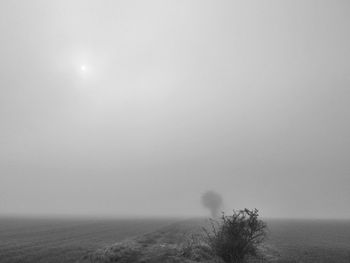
[0,217,177,263]
[1,217,350,263]
[78,219,350,263]
[78,219,218,263]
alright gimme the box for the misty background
[1,0,349,219]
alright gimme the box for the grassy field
[267,219,350,263]
[78,219,350,263]
[1,217,350,263]
[0,217,177,263]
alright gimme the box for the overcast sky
[1,0,349,219]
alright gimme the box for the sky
[1,0,350,219]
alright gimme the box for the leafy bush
[204,208,267,263]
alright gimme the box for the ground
[77,219,279,263]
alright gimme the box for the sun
[80,65,87,72]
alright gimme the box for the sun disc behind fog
[79,64,90,74]
[78,63,92,78]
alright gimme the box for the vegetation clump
[204,208,267,263]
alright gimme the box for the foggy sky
[1,0,350,219]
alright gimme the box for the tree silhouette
[201,191,223,218]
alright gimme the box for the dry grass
[77,220,218,263]
[2,218,350,263]
[77,219,278,263]
[0,217,177,263]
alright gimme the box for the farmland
[0,217,177,263]
[1,217,350,262]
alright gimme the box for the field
[0,217,177,263]
[267,219,350,263]
[1,217,350,263]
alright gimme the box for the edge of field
[76,219,281,263]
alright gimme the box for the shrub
[204,208,267,263]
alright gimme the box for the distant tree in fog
[201,191,223,218]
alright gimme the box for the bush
[204,208,267,263]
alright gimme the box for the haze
[1,0,349,219]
